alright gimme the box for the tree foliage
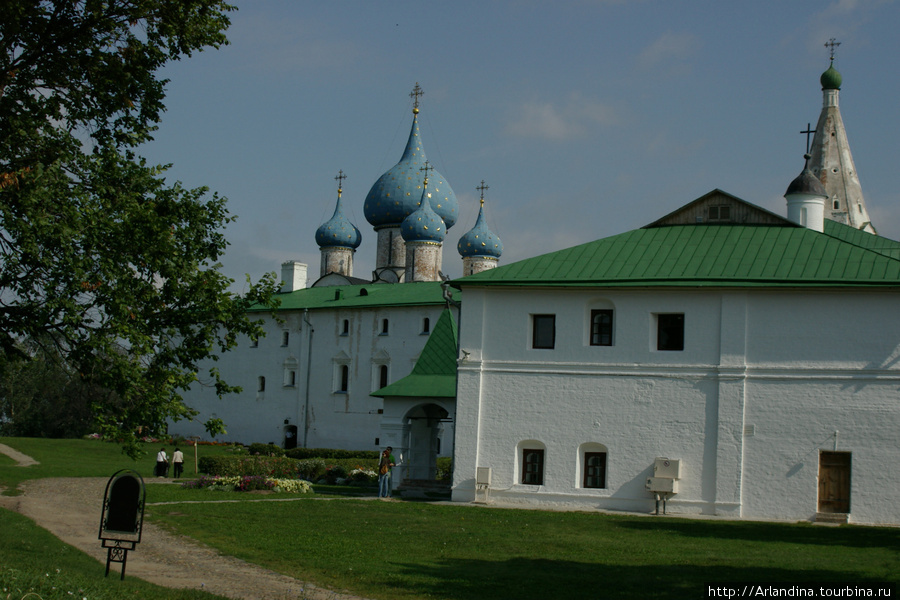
[0,1,280,457]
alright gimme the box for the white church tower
[807,40,876,234]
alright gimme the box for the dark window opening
[590,310,613,346]
[522,448,545,485]
[532,315,555,349]
[584,452,607,489]
[657,313,684,351]
[708,205,731,221]
[339,365,349,392]
[379,365,388,389]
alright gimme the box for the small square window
[708,205,731,221]
[590,310,613,346]
[532,315,555,349]
[657,313,684,351]
[522,448,545,485]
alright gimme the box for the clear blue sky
[139,0,900,288]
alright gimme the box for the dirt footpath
[0,445,370,600]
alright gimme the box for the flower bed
[182,475,313,494]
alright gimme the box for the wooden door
[818,452,851,514]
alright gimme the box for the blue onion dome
[316,188,362,249]
[458,202,503,258]
[363,102,458,230]
[401,186,447,243]
[820,61,842,90]
[785,154,827,197]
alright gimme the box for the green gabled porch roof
[251,281,457,312]
[452,216,900,290]
[371,308,458,398]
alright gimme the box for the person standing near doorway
[378,447,396,499]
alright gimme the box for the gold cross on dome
[410,83,424,110]
[334,170,347,196]
[476,180,489,207]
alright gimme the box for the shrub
[324,464,347,484]
[285,447,378,460]
[436,457,452,481]
[249,442,284,457]
[182,475,312,494]
[198,455,300,478]
[295,459,327,482]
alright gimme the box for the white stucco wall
[452,286,900,524]
[171,303,445,450]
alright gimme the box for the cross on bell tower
[825,38,840,61]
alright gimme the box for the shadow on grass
[382,557,891,600]
[617,517,900,551]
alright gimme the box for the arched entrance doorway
[403,403,450,481]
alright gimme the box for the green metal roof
[453,220,900,289]
[371,308,458,398]
[823,219,900,260]
[251,281,458,312]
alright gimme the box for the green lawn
[2,437,899,600]
[0,508,229,600]
[0,436,241,493]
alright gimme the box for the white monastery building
[172,86,501,482]
[176,58,900,525]
[449,59,900,525]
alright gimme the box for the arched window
[518,440,547,486]
[258,376,266,392]
[580,443,609,489]
[341,319,350,336]
[522,448,545,485]
[379,365,388,388]
[281,331,289,346]
[381,318,389,335]
[422,317,431,334]
[590,310,613,346]
[339,365,349,392]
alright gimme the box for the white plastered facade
[451,286,900,525]
[172,303,447,451]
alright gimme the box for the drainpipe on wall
[302,308,314,448]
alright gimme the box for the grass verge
[148,497,900,600]
[0,508,229,600]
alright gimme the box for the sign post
[98,469,146,580]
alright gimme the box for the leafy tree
[0,1,280,457]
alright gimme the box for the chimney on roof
[280,261,308,292]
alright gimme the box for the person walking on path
[172,447,184,478]
[155,447,168,478]
[378,447,395,499]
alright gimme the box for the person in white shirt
[172,447,184,478]
[155,447,168,477]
